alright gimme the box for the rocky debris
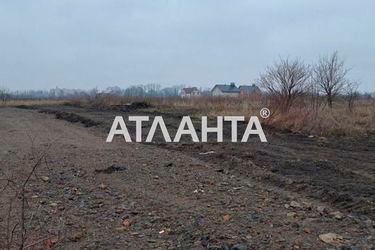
[286,178,294,185]
[199,151,215,155]
[200,238,248,250]
[49,202,58,207]
[329,211,344,220]
[193,189,204,194]
[232,244,248,250]
[215,168,230,175]
[223,214,232,221]
[302,202,312,210]
[319,233,345,246]
[41,176,50,182]
[317,206,327,214]
[69,231,84,242]
[317,137,329,146]
[95,165,127,174]
[116,218,131,231]
[163,162,173,167]
[287,212,297,218]
[290,201,302,209]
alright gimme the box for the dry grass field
[66,95,375,136]
[0,99,68,107]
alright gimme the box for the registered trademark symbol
[260,108,271,119]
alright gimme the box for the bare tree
[345,81,359,112]
[313,51,350,108]
[0,87,10,104]
[258,57,311,112]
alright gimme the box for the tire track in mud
[159,142,375,220]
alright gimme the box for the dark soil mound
[95,165,127,174]
[111,101,151,112]
[38,109,100,127]
[15,105,37,110]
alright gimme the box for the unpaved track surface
[0,106,374,249]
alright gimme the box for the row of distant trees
[259,51,362,112]
[1,51,374,106]
[0,84,213,102]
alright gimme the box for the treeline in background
[1,52,375,136]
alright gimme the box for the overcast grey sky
[0,0,374,91]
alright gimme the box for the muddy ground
[0,104,374,249]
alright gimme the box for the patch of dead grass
[7,95,375,136]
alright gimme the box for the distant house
[239,84,261,96]
[180,87,200,98]
[211,83,240,97]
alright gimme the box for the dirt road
[0,106,374,249]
